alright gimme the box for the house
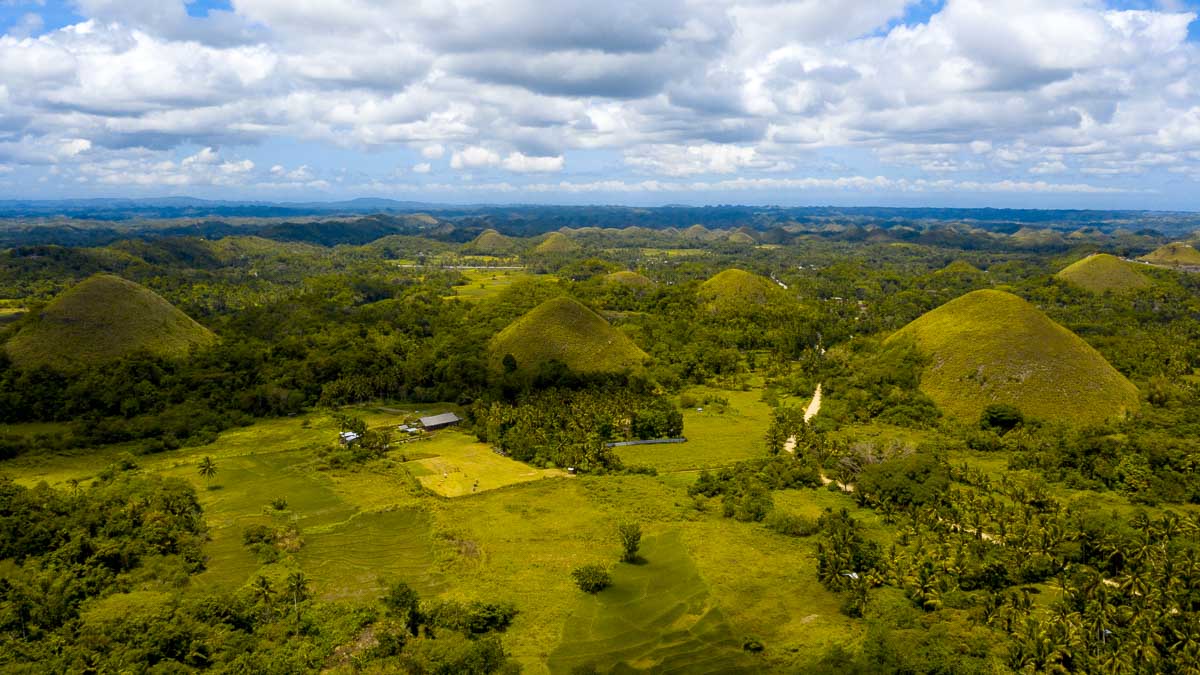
[419,412,462,430]
[339,431,361,445]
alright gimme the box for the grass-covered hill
[605,270,655,287]
[1055,253,1151,293]
[888,289,1139,425]
[697,268,779,314]
[727,231,756,245]
[464,228,515,255]
[488,296,648,374]
[1139,242,1200,267]
[5,274,215,370]
[532,232,581,255]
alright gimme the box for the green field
[548,531,754,673]
[404,429,569,496]
[445,268,555,301]
[616,387,773,472]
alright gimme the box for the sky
[1,0,1200,209]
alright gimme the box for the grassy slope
[1056,253,1152,293]
[1139,242,1200,266]
[5,274,215,370]
[889,289,1140,425]
[488,296,648,374]
[605,270,655,287]
[465,229,515,254]
[533,232,580,255]
[697,268,777,314]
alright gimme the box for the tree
[571,564,612,593]
[384,580,422,636]
[197,456,218,485]
[617,522,642,563]
[980,404,1024,433]
[285,571,309,617]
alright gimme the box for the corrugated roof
[419,412,461,427]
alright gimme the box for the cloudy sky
[2,0,1200,208]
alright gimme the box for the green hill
[465,229,515,255]
[1056,253,1151,293]
[6,274,215,370]
[532,232,580,255]
[1011,227,1066,248]
[727,231,755,245]
[698,269,778,314]
[1139,242,1200,267]
[888,290,1138,425]
[489,296,647,374]
[605,271,655,287]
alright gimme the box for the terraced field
[404,429,569,497]
[549,531,754,673]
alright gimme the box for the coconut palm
[197,456,218,485]
[285,571,309,616]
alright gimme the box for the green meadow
[445,268,557,301]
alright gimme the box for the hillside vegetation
[605,270,654,287]
[489,296,648,374]
[1055,253,1151,293]
[698,268,778,314]
[465,228,515,254]
[533,232,581,255]
[5,274,214,370]
[888,289,1139,425]
[1138,242,1200,266]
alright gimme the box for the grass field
[548,531,755,673]
[404,429,569,496]
[445,269,556,301]
[616,387,773,472]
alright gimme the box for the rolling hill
[489,296,648,374]
[532,232,581,255]
[5,274,215,370]
[1055,253,1151,293]
[465,229,515,255]
[605,271,655,287]
[1139,242,1200,267]
[888,289,1139,425]
[697,268,778,314]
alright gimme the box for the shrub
[764,511,818,537]
[571,564,612,593]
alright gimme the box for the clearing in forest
[404,430,569,497]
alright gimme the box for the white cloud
[0,0,1198,203]
[501,152,564,173]
[449,145,500,170]
[412,162,431,173]
[625,143,789,176]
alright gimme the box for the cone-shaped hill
[727,232,756,245]
[465,229,515,255]
[489,297,648,375]
[1139,242,1200,267]
[1056,254,1151,293]
[5,274,215,370]
[698,269,779,314]
[888,290,1138,425]
[605,271,655,287]
[532,232,580,255]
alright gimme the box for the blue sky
[2,0,1200,209]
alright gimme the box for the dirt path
[783,384,822,454]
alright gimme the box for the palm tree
[285,571,309,616]
[197,456,218,486]
[66,478,80,497]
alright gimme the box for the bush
[764,511,818,537]
[980,404,1024,433]
[571,564,612,594]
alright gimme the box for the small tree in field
[198,456,218,485]
[617,522,642,563]
[571,564,611,594]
